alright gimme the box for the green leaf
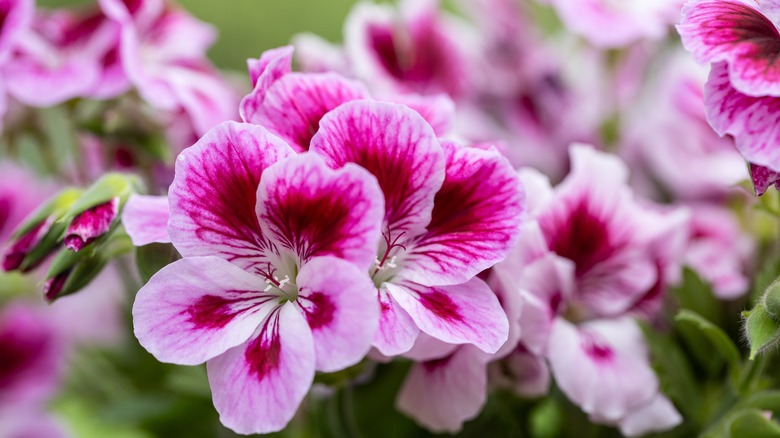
[674,267,722,326]
[530,397,562,438]
[135,243,180,284]
[744,304,780,360]
[675,310,742,387]
[639,320,701,418]
[730,409,780,437]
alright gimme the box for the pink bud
[64,198,119,252]
[2,219,51,272]
[43,270,70,302]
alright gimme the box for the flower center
[257,261,298,302]
[371,228,407,287]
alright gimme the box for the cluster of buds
[2,173,138,301]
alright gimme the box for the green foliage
[135,243,180,284]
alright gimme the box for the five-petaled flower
[133,121,385,434]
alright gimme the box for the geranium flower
[621,51,747,201]
[679,0,780,173]
[343,0,475,98]
[522,145,688,319]
[2,6,127,106]
[311,102,523,356]
[99,0,237,137]
[133,121,384,434]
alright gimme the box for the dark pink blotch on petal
[256,152,384,271]
[300,292,335,330]
[310,100,445,236]
[187,295,243,330]
[387,278,509,354]
[418,289,463,323]
[168,121,295,272]
[64,197,119,252]
[403,142,524,286]
[245,311,283,381]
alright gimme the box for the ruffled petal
[133,256,277,366]
[403,142,525,286]
[547,317,658,421]
[387,278,509,354]
[295,256,378,372]
[207,304,315,435]
[122,194,171,246]
[373,286,420,356]
[706,62,780,170]
[256,153,384,271]
[243,73,369,151]
[311,100,445,237]
[396,346,488,433]
[679,0,780,96]
[168,121,295,272]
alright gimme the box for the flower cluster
[4,0,780,436]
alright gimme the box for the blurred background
[39,0,361,71]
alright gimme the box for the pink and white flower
[99,0,237,137]
[311,103,523,356]
[133,121,384,434]
[2,6,127,107]
[679,0,780,173]
[343,0,475,99]
[525,145,688,319]
[685,204,752,299]
[122,194,171,246]
[621,52,747,201]
[548,318,681,435]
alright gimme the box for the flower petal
[396,346,488,433]
[122,194,171,246]
[168,121,295,272]
[387,278,509,354]
[243,73,369,151]
[706,62,780,170]
[547,317,658,421]
[207,304,315,435]
[296,256,378,372]
[616,394,682,437]
[246,45,293,90]
[379,92,455,136]
[133,256,276,366]
[256,153,384,271]
[311,100,445,237]
[679,0,780,96]
[403,141,525,286]
[373,286,420,356]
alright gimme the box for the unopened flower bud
[64,198,119,252]
[2,219,52,271]
[744,278,780,359]
[60,173,140,253]
[43,269,71,302]
[1,189,82,273]
[43,246,108,302]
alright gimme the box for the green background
[40,0,361,70]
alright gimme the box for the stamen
[372,227,407,277]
